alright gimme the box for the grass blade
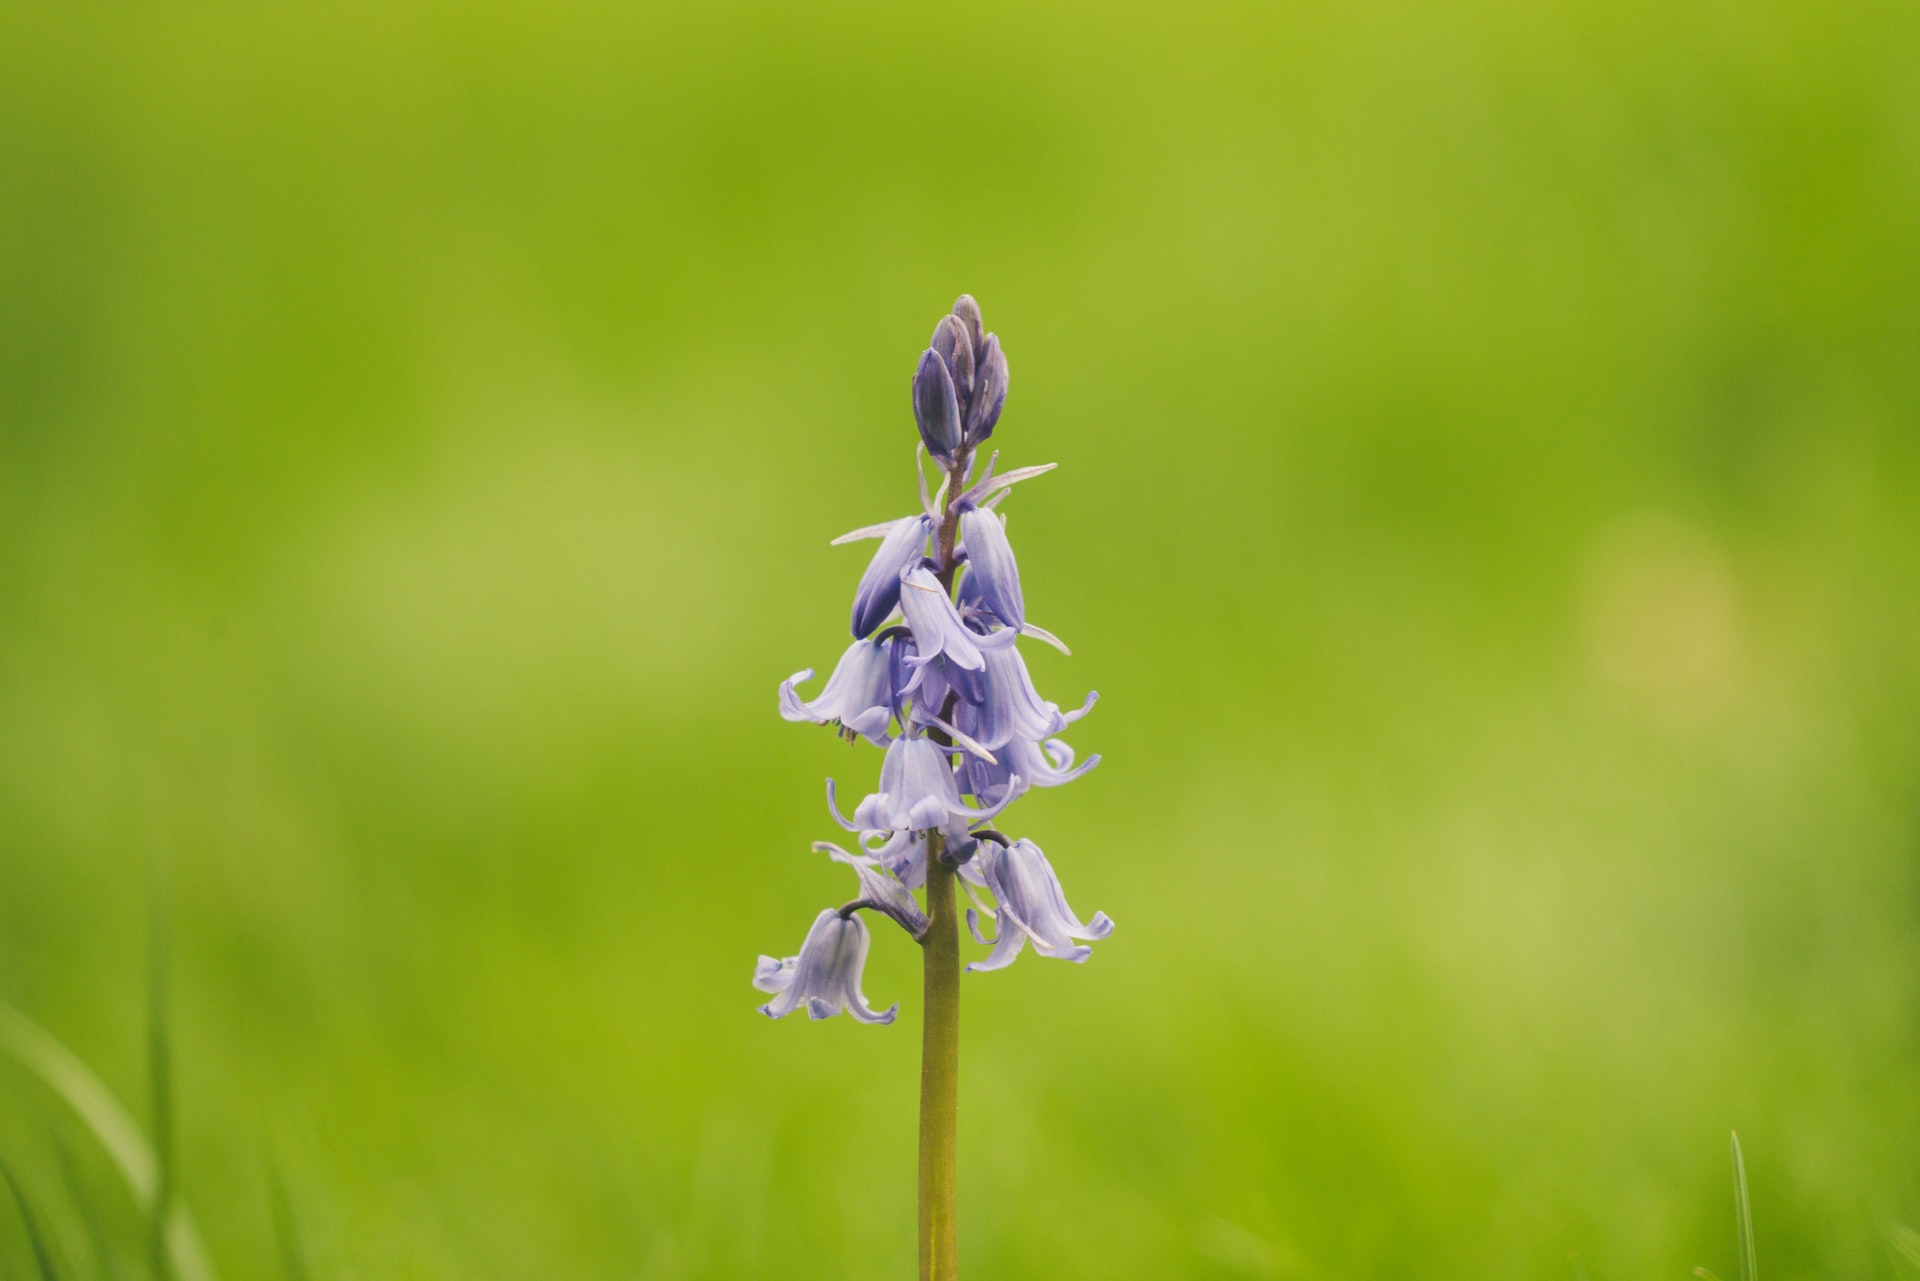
[1,1157,66,1281]
[149,846,175,1281]
[0,1004,156,1206]
[0,1005,220,1281]
[1731,1131,1756,1281]
[267,1156,313,1281]
[1892,1223,1920,1271]
[52,1131,119,1281]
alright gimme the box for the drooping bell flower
[955,644,1094,751]
[965,839,1113,972]
[754,909,897,1023]
[780,635,908,744]
[828,733,1021,834]
[898,565,1017,673]
[838,515,932,638]
[958,506,1024,630]
[963,734,1099,806]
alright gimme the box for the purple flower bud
[827,734,1022,834]
[952,295,986,362]
[931,314,975,405]
[912,349,962,459]
[754,909,897,1023]
[964,335,1007,446]
[848,516,932,637]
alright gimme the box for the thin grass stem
[1731,1131,1756,1281]
[1,1158,66,1281]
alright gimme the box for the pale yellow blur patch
[1583,512,1746,725]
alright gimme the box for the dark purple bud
[965,334,1007,446]
[912,349,962,459]
[931,314,975,405]
[952,295,986,363]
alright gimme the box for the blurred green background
[4,0,1919,1277]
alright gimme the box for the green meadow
[3,0,1918,1276]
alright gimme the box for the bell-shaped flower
[955,644,1093,751]
[912,349,962,460]
[966,839,1113,972]
[828,733,1021,834]
[899,565,1016,674]
[963,734,1099,806]
[958,506,1023,629]
[754,909,897,1023]
[836,515,932,638]
[779,635,905,744]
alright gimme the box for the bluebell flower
[965,839,1113,972]
[837,515,933,638]
[899,565,1018,673]
[828,733,1022,834]
[955,644,1094,751]
[780,635,906,744]
[962,734,1100,806]
[754,909,898,1023]
[958,507,1023,630]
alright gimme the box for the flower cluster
[754,295,1113,1023]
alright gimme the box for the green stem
[918,832,960,1281]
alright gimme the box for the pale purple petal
[850,517,932,638]
[959,507,1024,629]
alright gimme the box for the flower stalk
[754,296,1113,1280]
[918,830,960,1281]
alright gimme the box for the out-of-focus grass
[2,0,1918,1277]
